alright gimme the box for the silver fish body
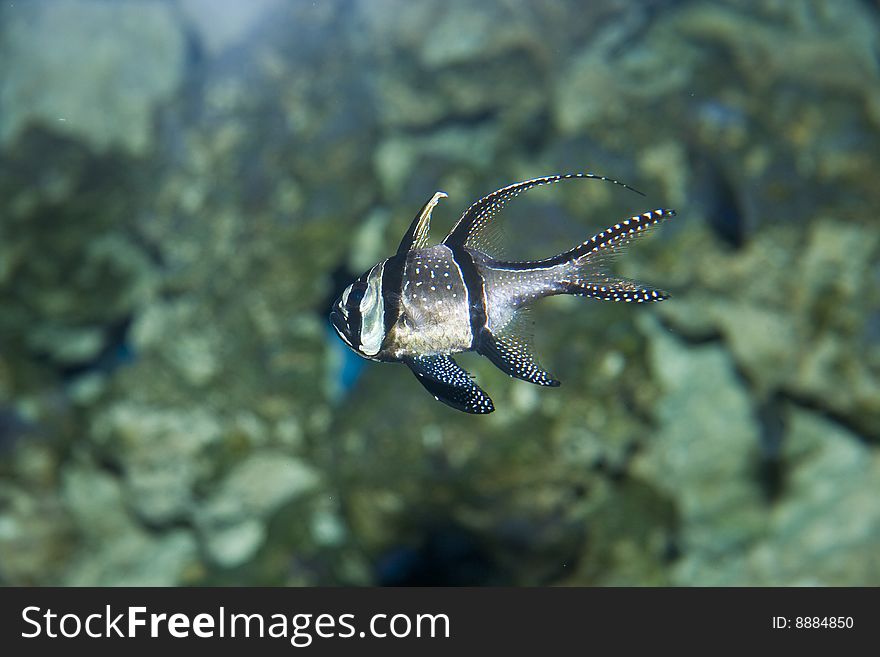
[329,174,674,414]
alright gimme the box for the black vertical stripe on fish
[448,245,488,349]
[381,254,406,337]
[346,301,363,350]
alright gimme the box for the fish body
[329,173,674,414]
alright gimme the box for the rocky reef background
[1,0,878,586]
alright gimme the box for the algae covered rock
[0,0,185,156]
[655,219,880,440]
[197,451,320,567]
[738,408,880,585]
[1,0,878,587]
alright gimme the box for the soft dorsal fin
[442,173,643,249]
[396,191,447,255]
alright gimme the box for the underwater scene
[1,0,878,586]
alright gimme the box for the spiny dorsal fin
[405,354,495,414]
[557,276,670,303]
[396,191,447,255]
[442,173,643,249]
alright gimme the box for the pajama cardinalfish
[329,173,674,414]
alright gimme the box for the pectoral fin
[405,355,495,414]
[477,328,560,387]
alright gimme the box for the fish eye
[349,287,365,305]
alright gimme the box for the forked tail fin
[556,277,670,303]
[553,208,675,302]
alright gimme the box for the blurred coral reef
[0,0,878,585]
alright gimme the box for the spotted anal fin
[477,328,560,387]
[442,172,643,250]
[405,354,495,414]
[396,191,447,255]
